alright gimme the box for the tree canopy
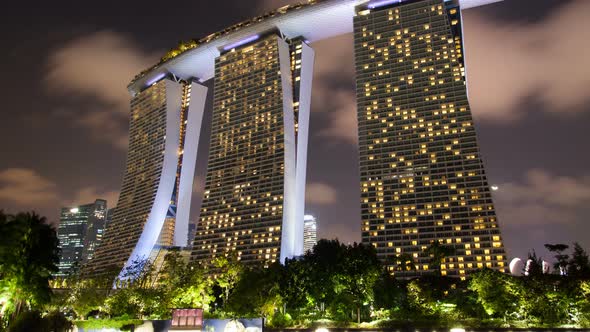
[0,211,59,324]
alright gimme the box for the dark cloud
[0,168,119,225]
[0,168,59,207]
[464,0,590,121]
[306,182,338,205]
[45,31,159,149]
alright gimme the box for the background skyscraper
[354,0,507,278]
[56,199,107,277]
[303,214,318,253]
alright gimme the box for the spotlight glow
[368,0,403,9]
[146,73,166,86]
[450,328,466,332]
[223,35,260,51]
[70,208,79,213]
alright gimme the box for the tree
[0,212,59,323]
[469,269,519,319]
[158,251,213,311]
[524,250,544,277]
[391,253,416,272]
[212,253,243,305]
[301,240,382,323]
[545,243,569,275]
[372,272,404,312]
[340,243,382,323]
[64,278,107,319]
[226,263,283,318]
[424,241,456,276]
[568,243,590,278]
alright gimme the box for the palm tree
[0,211,59,323]
[424,241,456,276]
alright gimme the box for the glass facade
[56,199,107,277]
[354,0,507,278]
[303,214,317,253]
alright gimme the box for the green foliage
[424,241,456,276]
[7,311,45,332]
[569,243,590,278]
[5,310,71,332]
[64,279,107,319]
[158,251,214,311]
[0,211,59,325]
[226,263,282,318]
[75,316,142,329]
[2,213,587,331]
[212,253,243,304]
[269,311,293,327]
[469,269,519,317]
[545,243,570,275]
[303,240,382,322]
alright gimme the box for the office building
[303,215,317,253]
[56,199,107,277]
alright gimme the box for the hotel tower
[85,0,506,281]
[83,78,208,279]
[354,0,507,277]
[191,34,313,265]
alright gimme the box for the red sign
[171,308,203,327]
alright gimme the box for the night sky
[1,0,589,262]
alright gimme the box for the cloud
[0,168,59,207]
[494,169,590,228]
[306,182,338,205]
[464,0,590,121]
[0,168,120,223]
[68,187,120,208]
[315,90,358,145]
[45,31,159,149]
[311,34,358,145]
[46,30,156,112]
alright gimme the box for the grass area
[74,317,143,330]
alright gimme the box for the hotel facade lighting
[190,33,313,266]
[354,0,507,277]
[86,0,505,280]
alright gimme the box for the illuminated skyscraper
[86,0,505,282]
[354,0,507,277]
[303,215,318,253]
[191,33,313,266]
[56,199,107,277]
[84,78,208,279]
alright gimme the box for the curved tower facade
[83,79,207,279]
[85,0,507,281]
